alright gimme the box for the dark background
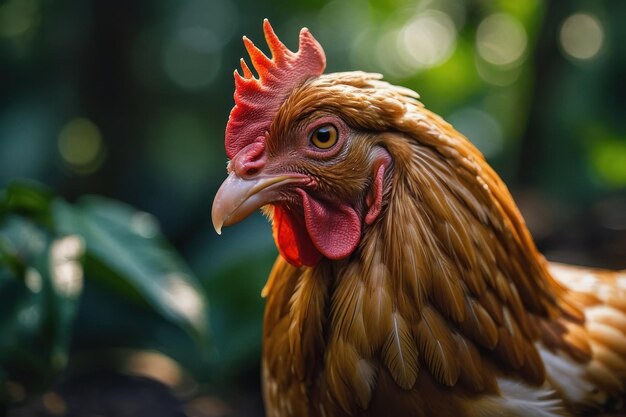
[1,0,625,416]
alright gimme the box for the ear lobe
[365,149,392,225]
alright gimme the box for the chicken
[211,20,626,417]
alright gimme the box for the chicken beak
[211,172,304,234]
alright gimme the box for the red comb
[224,19,326,159]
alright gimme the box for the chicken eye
[310,124,338,149]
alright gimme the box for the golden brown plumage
[212,21,626,417]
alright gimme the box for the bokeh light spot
[559,13,604,61]
[125,351,184,388]
[590,136,626,187]
[131,212,160,239]
[17,305,39,328]
[475,58,523,86]
[50,236,85,298]
[476,13,527,67]
[0,0,39,39]
[162,35,221,90]
[400,10,457,72]
[25,267,42,293]
[178,27,219,54]
[176,0,237,48]
[58,118,105,174]
[163,273,205,328]
[375,29,409,79]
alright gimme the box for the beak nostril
[232,141,267,177]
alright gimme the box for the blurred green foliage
[0,181,210,404]
[0,0,625,413]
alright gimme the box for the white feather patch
[469,378,566,417]
[538,346,598,405]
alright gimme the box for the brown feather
[288,267,328,380]
[381,312,419,390]
[323,337,377,412]
[461,297,499,349]
[562,321,593,362]
[586,359,623,395]
[453,333,487,392]
[430,257,466,323]
[586,306,626,334]
[361,258,393,349]
[592,343,626,375]
[494,320,525,370]
[587,321,626,358]
[479,290,505,325]
[518,339,546,385]
[415,306,460,386]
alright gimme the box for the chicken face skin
[214,106,391,266]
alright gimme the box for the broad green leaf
[0,181,54,226]
[0,215,84,398]
[53,196,210,345]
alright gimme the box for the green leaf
[0,181,212,396]
[0,181,54,226]
[53,196,210,345]
[0,215,84,398]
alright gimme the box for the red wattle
[298,190,361,260]
[272,206,322,267]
